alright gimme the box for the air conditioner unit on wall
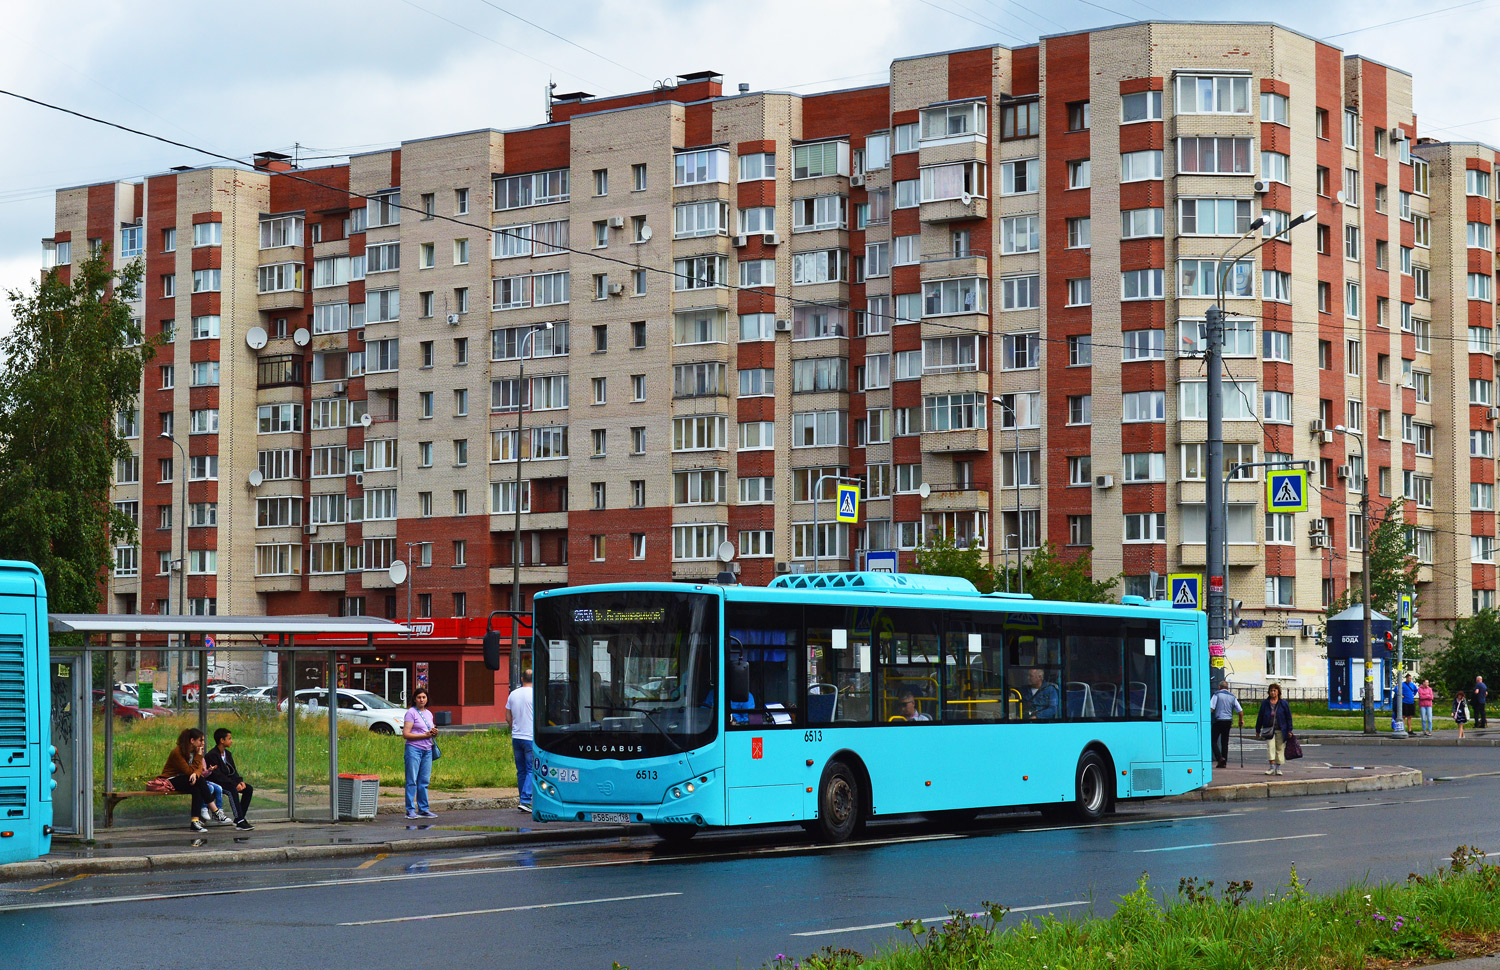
[775,561,790,574]
[607,282,625,295]
[354,473,363,486]
[733,234,748,248]
[1489,407,1500,420]
[850,174,866,187]
[607,215,625,229]
[304,524,318,536]
[1310,419,1326,434]
[763,232,782,245]
[1311,535,1331,549]
[1252,179,1271,194]
[1309,519,1328,535]
[447,313,461,325]
[774,318,792,332]
[1321,431,1335,444]
[332,381,345,394]
[1337,464,1353,480]
[1095,474,1114,489]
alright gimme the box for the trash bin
[337,773,380,820]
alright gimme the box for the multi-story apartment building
[44,22,1500,695]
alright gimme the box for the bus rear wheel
[1069,751,1111,822]
[650,823,698,845]
[812,761,861,843]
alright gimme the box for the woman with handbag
[403,686,440,820]
[162,728,226,832]
[1453,691,1469,740]
[1255,683,1294,776]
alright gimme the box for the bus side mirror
[727,658,750,704]
[483,630,502,671]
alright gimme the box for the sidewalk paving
[0,755,1427,882]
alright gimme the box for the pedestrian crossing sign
[1169,573,1203,611]
[836,483,860,523]
[1267,468,1308,512]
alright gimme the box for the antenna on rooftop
[544,78,557,122]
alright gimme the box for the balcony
[920,251,988,281]
[257,354,304,389]
[921,427,986,453]
[488,564,569,585]
[1177,544,1264,567]
[920,369,988,398]
[924,486,990,512]
[920,195,988,223]
[489,511,569,532]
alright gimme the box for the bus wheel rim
[1081,764,1103,813]
[828,777,853,824]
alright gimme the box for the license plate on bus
[589,812,631,824]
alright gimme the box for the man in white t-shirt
[506,669,536,812]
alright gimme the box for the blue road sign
[1267,468,1308,512]
[865,550,898,573]
[1169,573,1203,610]
[836,483,860,523]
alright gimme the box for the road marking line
[1433,771,1500,781]
[1285,796,1470,813]
[14,874,90,893]
[338,891,682,926]
[356,853,388,870]
[1020,812,1247,833]
[793,900,1090,937]
[1136,833,1325,853]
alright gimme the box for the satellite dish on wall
[917,483,932,499]
[960,192,973,206]
[716,540,736,563]
[245,327,268,350]
[247,469,264,488]
[359,412,373,428]
[293,328,311,346]
[1334,191,1347,206]
[640,224,653,241]
[388,560,408,585]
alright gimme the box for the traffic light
[1229,599,1244,633]
[1384,629,1394,653]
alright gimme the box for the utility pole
[1335,424,1376,734]
[811,472,862,573]
[1207,210,1317,688]
[510,322,552,614]
[160,431,188,706]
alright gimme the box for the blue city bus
[524,572,1209,843]
[0,561,52,864]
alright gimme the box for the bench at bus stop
[102,788,191,827]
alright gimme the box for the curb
[1166,767,1422,802]
[1297,735,1500,747]
[0,822,645,882]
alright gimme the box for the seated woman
[163,728,229,832]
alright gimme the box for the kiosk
[1324,604,1393,710]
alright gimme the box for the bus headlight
[671,787,683,798]
[684,782,695,793]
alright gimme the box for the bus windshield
[532,589,719,759]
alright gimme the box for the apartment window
[1066,100,1090,131]
[1121,208,1164,239]
[1066,159,1091,189]
[1122,391,1165,422]
[999,159,1038,195]
[1122,329,1165,360]
[1261,152,1290,185]
[1122,269,1165,300]
[1260,91,1289,124]
[631,163,647,190]
[1066,278,1092,307]
[189,361,219,387]
[1263,330,1290,362]
[630,427,645,454]
[995,392,1040,429]
[1120,150,1163,182]
[1065,396,1092,426]
[1179,198,1252,235]
[1470,274,1494,302]
[1177,137,1253,175]
[1176,74,1250,114]
[738,421,774,450]
[1122,452,1164,482]
[192,222,221,247]
[999,100,1039,139]
[923,277,986,315]
[999,275,1040,311]
[1121,89,1162,122]
[191,269,221,293]
[592,169,608,196]
[1124,514,1167,543]
[1068,334,1092,366]
[493,169,570,209]
[1064,216,1091,250]
[1180,258,1251,298]
[791,142,846,180]
[632,374,646,400]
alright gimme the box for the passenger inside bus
[1025,668,1060,720]
[895,691,932,721]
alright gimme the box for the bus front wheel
[1069,751,1111,822]
[812,761,861,843]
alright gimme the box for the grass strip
[714,847,1500,970]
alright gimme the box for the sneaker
[190,818,207,832]
[235,819,254,831]
[419,809,438,818]
[199,807,212,822]
[517,803,532,813]
[1264,768,1276,775]
[1216,762,1227,768]
[1274,767,1283,775]
[406,811,420,820]
[214,808,232,824]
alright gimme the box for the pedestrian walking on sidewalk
[1255,683,1293,776]
[1210,683,1243,768]
[1453,691,1469,740]
[507,668,536,813]
[1417,679,1435,735]
[1473,676,1488,729]
[402,687,439,819]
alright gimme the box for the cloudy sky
[2,0,1495,330]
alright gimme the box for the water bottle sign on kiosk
[1324,604,1394,710]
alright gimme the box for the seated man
[205,727,255,830]
[897,691,932,722]
[728,690,757,724]
[1025,668,1060,721]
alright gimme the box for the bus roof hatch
[766,572,978,595]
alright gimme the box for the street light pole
[1206,210,1317,688]
[511,322,553,615]
[992,397,1024,595]
[159,431,187,707]
[1335,423,1376,734]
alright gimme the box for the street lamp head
[1292,209,1318,227]
[1334,424,1346,433]
[1248,215,1267,231]
[158,430,171,439]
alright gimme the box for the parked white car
[241,685,280,705]
[277,688,406,734]
[113,683,170,707]
[205,683,252,702]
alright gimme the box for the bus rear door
[1160,619,1204,781]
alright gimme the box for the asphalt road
[4,743,1496,970]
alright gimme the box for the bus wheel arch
[810,752,870,843]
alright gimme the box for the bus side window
[807,605,870,723]
[878,608,941,722]
[726,607,801,728]
[943,625,1005,721]
[1065,630,1125,720]
[1126,628,1161,718]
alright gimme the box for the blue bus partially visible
[0,561,52,865]
[523,572,1209,843]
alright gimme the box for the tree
[913,534,997,593]
[0,248,157,614]
[1001,543,1120,604]
[914,538,1119,603]
[1325,497,1424,624]
[1424,609,1500,698]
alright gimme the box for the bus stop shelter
[48,613,404,840]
